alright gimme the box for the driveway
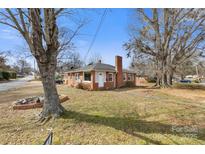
[0,76,34,92]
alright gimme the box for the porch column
[91,71,96,90]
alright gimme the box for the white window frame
[83,72,92,82]
[75,73,80,81]
[107,73,113,82]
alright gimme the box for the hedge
[173,83,205,90]
[124,81,136,87]
[76,82,92,90]
[0,71,16,80]
[0,72,3,79]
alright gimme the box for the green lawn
[0,81,204,144]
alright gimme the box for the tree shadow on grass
[62,110,204,144]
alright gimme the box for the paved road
[0,76,34,92]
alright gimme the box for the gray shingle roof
[66,62,116,73]
[122,69,136,74]
[65,62,136,74]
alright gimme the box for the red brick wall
[104,72,115,89]
[64,70,136,90]
[104,82,115,89]
[91,71,98,90]
[64,72,84,87]
[115,56,123,88]
[122,73,136,86]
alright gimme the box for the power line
[84,9,107,63]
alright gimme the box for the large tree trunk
[155,74,161,87]
[167,73,173,85]
[167,67,175,85]
[40,72,65,118]
[181,74,185,80]
[154,59,161,87]
[158,59,169,88]
[160,73,169,87]
[37,54,65,119]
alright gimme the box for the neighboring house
[64,56,136,90]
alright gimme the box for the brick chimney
[115,56,123,88]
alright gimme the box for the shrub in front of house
[124,81,135,87]
[76,82,83,89]
[76,82,92,90]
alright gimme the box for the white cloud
[1,29,11,33]
[0,29,19,40]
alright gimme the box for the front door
[98,72,104,87]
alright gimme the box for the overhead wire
[83,9,108,63]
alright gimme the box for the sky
[0,8,136,69]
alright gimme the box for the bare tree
[129,54,156,78]
[0,52,7,69]
[124,9,205,87]
[57,51,83,73]
[0,51,11,70]
[0,9,83,120]
[88,52,103,64]
[13,59,32,75]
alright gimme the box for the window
[127,74,132,81]
[107,73,113,82]
[75,73,80,81]
[123,73,127,81]
[84,72,91,81]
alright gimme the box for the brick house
[64,56,136,90]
